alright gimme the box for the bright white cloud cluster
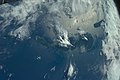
[102,0,120,80]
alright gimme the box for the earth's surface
[0,0,120,80]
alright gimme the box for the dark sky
[114,0,120,15]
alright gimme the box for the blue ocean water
[0,34,106,80]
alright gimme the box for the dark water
[0,32,106,80]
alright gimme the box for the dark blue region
[0,0,21,5]
[0,35,68,80]
[0,32,106,80]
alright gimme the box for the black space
[114,0,120,15]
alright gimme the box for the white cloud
[102,0,120,80]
